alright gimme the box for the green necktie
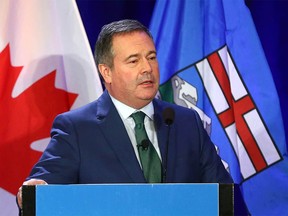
[131,111,162,183]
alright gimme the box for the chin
[142,95,156,101]
[136,89,157,100]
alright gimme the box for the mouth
[140,80,153,85]
[139,79,155,87]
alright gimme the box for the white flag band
[196,46,281,179]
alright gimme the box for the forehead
[112,31,155,55]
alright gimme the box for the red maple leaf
[0,44,78,195]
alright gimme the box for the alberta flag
[150,0,288,215]
[0,0,102,214]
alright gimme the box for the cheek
[114,73,136,91]
[119,70,137,83]
[152,64,159,75]
[112,66,139,89]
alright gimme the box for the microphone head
[163,107,175,125]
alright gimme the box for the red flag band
[196,46,281,179]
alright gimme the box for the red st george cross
[207,51,266,172]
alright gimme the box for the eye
[129,59,138,64]
[127,57,139,64]
[148,55,157,61]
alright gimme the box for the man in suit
[17,19,233,208]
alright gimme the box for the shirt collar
[110,94,154,120]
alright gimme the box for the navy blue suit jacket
[28,90,233,184]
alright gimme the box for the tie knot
[131,111,146,125]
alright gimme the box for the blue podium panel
[35,184,219,216]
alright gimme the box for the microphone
[163,107,175,126]
[138,139,149,150]
[162,107,175,183]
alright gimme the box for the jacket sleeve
[27,113,80,184]
[193,110,234,183]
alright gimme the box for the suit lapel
[96,91,146,183]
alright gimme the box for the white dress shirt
[110,95,162,165]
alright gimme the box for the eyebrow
[124,50,157,62]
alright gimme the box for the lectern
[22,183,248,215]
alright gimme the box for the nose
[141,58,152,74]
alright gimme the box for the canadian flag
[0,0,102,214]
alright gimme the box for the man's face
[100,31,159,109]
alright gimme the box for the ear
[98,64,112,84]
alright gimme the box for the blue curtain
[246,0,288,148]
